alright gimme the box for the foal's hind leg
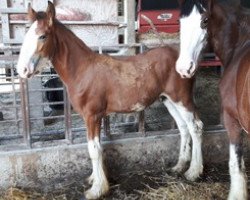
[173,101,203,181]
[163,99,192,173]
[84,115,109,200]
[224,113,248,200]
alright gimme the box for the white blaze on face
[17,21,40,78]
[176,5,207,78]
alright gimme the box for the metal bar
[28,115,65,121]
[0,8,27,13]
[138,111,145,135]
[103,116,111,139]
[0,105,21,109]
[10,64,20,135]
[0,119,22,124]
[0,81,19,85]
[63,85,73,143]
[0,43,143,52]
[28,101,65,107]
[138,43,146,135]
[28,87,64,92]
[20,78,31,148]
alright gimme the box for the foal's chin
[18,70,41,79]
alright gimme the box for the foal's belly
[106,86,160,113]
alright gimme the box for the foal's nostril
[187,62,194,75]
[24,68,28,74]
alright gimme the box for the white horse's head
[176,0,210,78]
[17,2,56,78]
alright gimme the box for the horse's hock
[0,0,249,194]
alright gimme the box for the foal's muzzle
[176,61,196,78]
[19,55,41,78]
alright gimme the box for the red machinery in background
[137,0,221,67]
[137,0,180,34]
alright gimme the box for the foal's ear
[27,3,36,22]
[46,1,56,27]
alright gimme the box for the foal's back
[83,46,192,114]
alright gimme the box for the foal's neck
[51,22,95,84]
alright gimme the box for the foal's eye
[39,35,46,40]
[200,17,208,29]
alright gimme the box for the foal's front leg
[175,103,203,181]
[163,99,192,173]
[84,115,109,199]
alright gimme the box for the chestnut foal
[17,2,203,199]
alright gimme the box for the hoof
[171,160,188,173]
[228,192,247,200]
[84,183,109,200]
[171,164,186,174]
[184,166,203,181]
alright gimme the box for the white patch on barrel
[131,103,145,112]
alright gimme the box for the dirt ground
[2,161,250,200]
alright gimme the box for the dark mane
[53,20,93,53]
[180,0,207,17]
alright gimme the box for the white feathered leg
[163,99,192,173]
[173,101,203,181]
[228,144,247,200]
[85,137,109,199]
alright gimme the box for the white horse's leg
[228,144,247,200]
[85,137,109,199]
[174,102,203,181]
[163,99,192,173]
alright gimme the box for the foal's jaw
[17,59,42,79]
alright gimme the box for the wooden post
[138,111,145,136]
[124,0,136,55]
[1,0,10,44]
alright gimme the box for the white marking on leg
[163,99,191,173]
[173,101,203,181]
[228,144,247,200]
[85,137,109,199]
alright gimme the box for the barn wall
[1,130,250,191]
[0,0,118,46]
